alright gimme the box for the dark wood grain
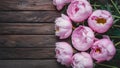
[0,48,55,59]
[0,23,54,35]
[0,48,119,60]
[0,60,119,68]
[0,0,55,10]
[0,60,66,68]
[0,11,60,23]
[0,35,56,48]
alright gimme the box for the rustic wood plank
[0,35,56,48]
[0,60,66,68]
[0,48,119,60]
[0,60,119,68]
[0,59,119,68]
[0,11,60,23]
[0,35,71,48]
[0,48,55,59]
[0,23,54,35]
[0,0,55,10]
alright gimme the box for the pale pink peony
[72,52,93,68]
[90,36,116,63]
[67,0,92,22]
[53,0,72,10]
[72,26,95,51]
[55,42,73,67]
[88,10,113,33]
[55,14,72,39]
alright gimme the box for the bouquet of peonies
[53,0,119,68]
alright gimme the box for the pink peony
[72,26,95,51]
[53,0,72,10]
[90,36,116,63]
[67,0,92,22]
[72,52,93,68]
[55,42,73,66]
[55,14,72,39]
[88,10,113,33]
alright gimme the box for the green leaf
[106,27,120,36]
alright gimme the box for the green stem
[95,63,118,68]
[111,0,120,15]
[113,25,120,28]
[114,19,120,24]
[110,36,120,38]
[112,15,120,19]
[115,41,120,46]
[92,4,100,9]
[92,4,120,8]
[93,3,97,10]
[92,5,101,7]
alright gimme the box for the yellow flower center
[96,18,106,24]
[95,48,101,53]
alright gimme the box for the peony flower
[72,52,93,68]
[55,42,73,67]
[72,26,95,51]
[55,14,72,39]
[88,10,113,33]
[90,36,116,63]
[53,0,72,10]
[67,0,92,22]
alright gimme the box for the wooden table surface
[0,0,120,68]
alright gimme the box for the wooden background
[0,0,119,68]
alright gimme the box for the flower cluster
[53,0,116,68]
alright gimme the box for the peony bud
[72,52,93,68]
[88,10,113,33]
[72,26,95,51]
[53,0,72,10]
[55,42,73,66]
[67,0,92,22]
[90,36,116,63]
[55,14,72,39]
